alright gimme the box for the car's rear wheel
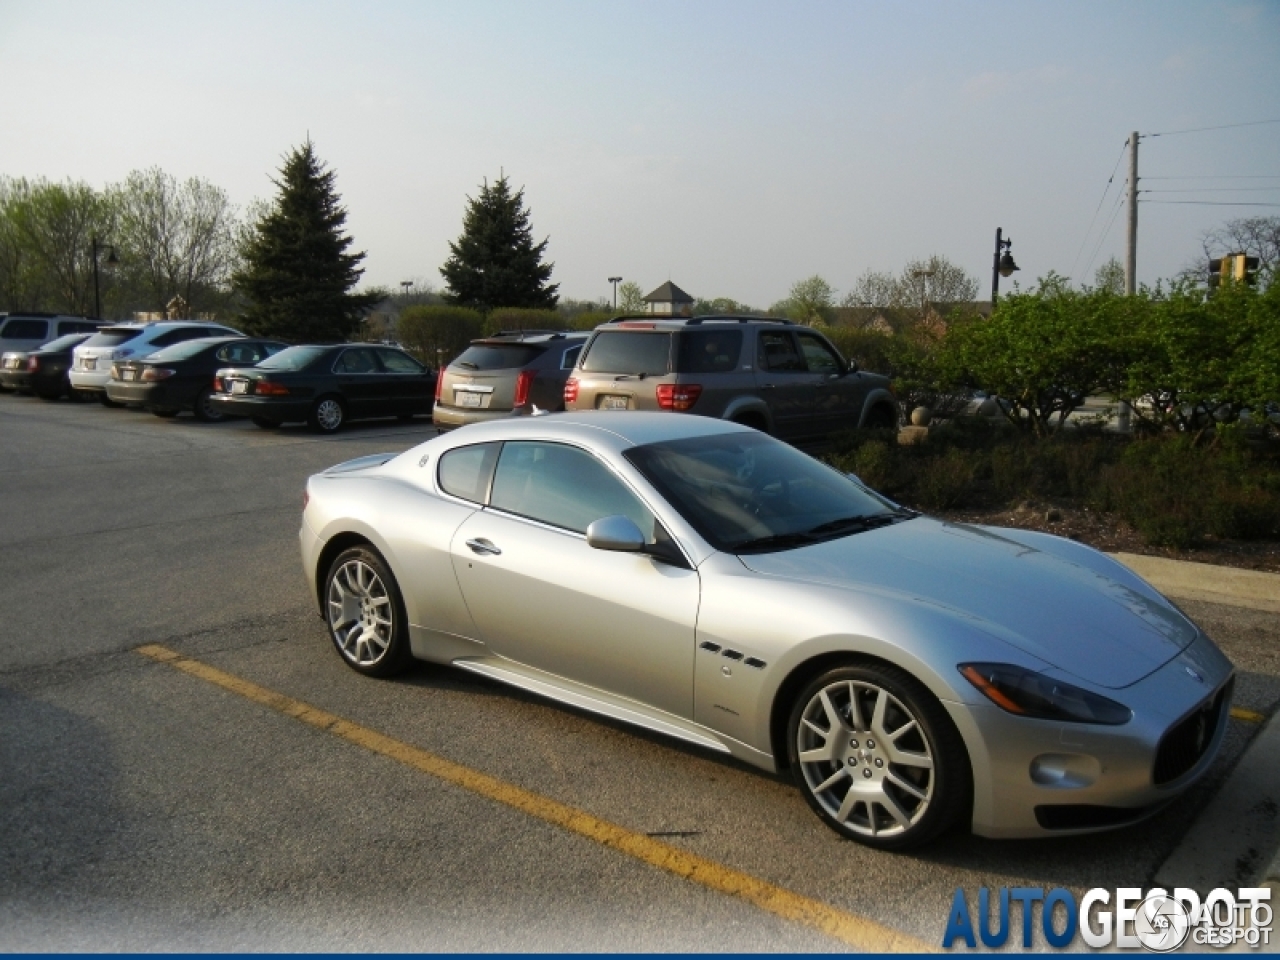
[309,396,346,433]
[193,386,225,423]
[99,393,122,408]
[324,545,411,677]
[787,662,968,850]
[862,404,898,430]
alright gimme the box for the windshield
[255,346,327,371]
[81,328,142,348]
[624,432,904,553]
[40,333,93,353]
[146,339,223,362]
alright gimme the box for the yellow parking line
[1230,706,1266,724]
[135,643,930,952]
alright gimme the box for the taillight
[110,364,121,379]
[255,380,290,396]
[141,367,176,382]
[514,370,536,407]
[656,383,702,411]
[564,377,579,404]
[434,373,444,402]
[27,356,39,372]
[213,377,224,392]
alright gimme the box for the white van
[0,313,102,355]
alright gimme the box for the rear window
[256,346,329,371]
[40,333,93,353]
[1,319,48,340]
[452,344,542,371]
[677,330,743,373]
[81,328,143,348]
[580,331,672,376]
[437,442,501,503]
[56,321,101,336]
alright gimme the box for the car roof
[595,314,792,331]
[435,411,751,451]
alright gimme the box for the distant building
[643,281,694,317]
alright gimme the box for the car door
[333,347,385,417]
[794,329,864,434]
[375,347,432,414]
[449,440,699,719]
[754,330,821,440]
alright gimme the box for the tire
[324,545,411,677]
[309,396,346,433]
[193,386,225,423]
[36,391,62,402]
[862,405,898,430]
[787,661,970,850]
[99,393,123,408]
[151,408,180,418]
[251,416,278,430]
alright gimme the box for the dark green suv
[564,316,897,442]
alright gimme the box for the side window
[758,331,804,372]
[377,348,424,373]
[560,344,582,370]
[795,332,843,376]
[437,442,501,503]
[217,343,264,364]
[490,441,654,536]
[678,330,743,373]
[336,348,379,373]
[1,319,48,340]
[150,327,204,348]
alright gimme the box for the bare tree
[114,168,241,318]
[840,268,898,309]
[1180,216,1280,287]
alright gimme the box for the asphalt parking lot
[2,393,1279,951]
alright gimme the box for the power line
[1143,200,1280,207]
[1142,186,1280,193]
[1147,118,1280,138]
[1082,190,1127,281]
[1069,142,1128,284]
[1144,175,1280,180]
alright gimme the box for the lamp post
[91,236,118,319]
[910,268,935,324]
[608,276,622,311]
[400,280,413,300]
[991,228,1019,304]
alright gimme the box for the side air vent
[698,641,722,654]
[721,649,744,661]
[743,657,766,670]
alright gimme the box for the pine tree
[440,174,558,312]
[233,140,376,341]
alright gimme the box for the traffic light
[1208,252,1260,289]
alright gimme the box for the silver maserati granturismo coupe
[300,412,1233,849]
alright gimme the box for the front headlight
[958,663,1132,725]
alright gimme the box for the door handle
[761,383,776,389]
[465,538,502,556]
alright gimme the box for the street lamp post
[608,276,622,311]
[991,228,1019,304]
[91,236,118,319]
[400,281,413,299]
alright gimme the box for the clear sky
[2,0,1278,306]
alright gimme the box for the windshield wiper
[805,513,905,537]
[456,361,478,370]
[732,532,819,554]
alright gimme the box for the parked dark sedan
[106,337,288,421]
[212,343,437,433]
[0,333,96,399]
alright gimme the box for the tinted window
[677,330,743,373]
[257,346,329,371]
[377,348,425,373]
[39,333,92,353]
[150,327,209,348]
[438,442,501,503]
[758,331,804,372]
[57,321,101,336]
[336,348,379,373]
[81,328,143,348]
[453,344,541,371]
[579,331,671,376]
[625,431,898,552]
[560,344,582,369]
[1,319,48,340]
[216,341,284,364]
[490,441,654,536]
[796,332,843,375]
[149,339,221,362]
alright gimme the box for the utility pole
[1125,131,1138,295]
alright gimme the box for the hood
[738,517,1195,689]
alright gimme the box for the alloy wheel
[327,559,394,667]
[314,398,344,432]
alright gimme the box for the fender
[721,395,774,432]
[858,387,898,427]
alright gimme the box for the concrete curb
[1109,552,1280,614]
[1155,710,1280,891]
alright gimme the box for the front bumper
[952,630,1234,838]
[212,394,312,424]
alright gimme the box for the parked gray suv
[564,316,898,442]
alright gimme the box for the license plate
[83,357,96,370]
[122,369,135,381]
[457,391,483,408]
[229,380,248,395]
[601,395,629,410]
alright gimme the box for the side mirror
[586,515,646,552]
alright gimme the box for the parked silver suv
[564,316,897,442]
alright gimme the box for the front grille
[1153,679,1231,785]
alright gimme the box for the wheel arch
[313,531,377,617]
[857,388,899,428]
[722,396,773,433]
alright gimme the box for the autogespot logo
[942,886,1274,951]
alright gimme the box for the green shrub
[484,308,565,335]
[397,305,484,366]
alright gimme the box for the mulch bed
[933,500,1280,574]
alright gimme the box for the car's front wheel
[324,545,411,677]
[193,386,226,422]
[309,396,346,433]
[787,662,969,849]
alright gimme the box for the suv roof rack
[488,329,571,339]
[606,314,792,326]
